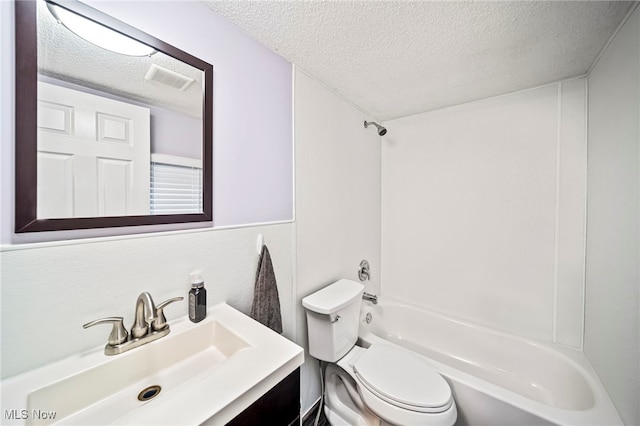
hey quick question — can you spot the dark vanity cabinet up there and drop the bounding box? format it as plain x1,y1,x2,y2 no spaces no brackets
226,368,300,426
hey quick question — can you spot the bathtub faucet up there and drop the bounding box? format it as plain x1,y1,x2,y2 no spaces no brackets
362,292,378,305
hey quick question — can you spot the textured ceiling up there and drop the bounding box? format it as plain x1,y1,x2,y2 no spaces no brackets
204,0,634,121
38,0,204,118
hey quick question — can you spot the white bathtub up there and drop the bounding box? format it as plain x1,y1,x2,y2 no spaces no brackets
358,300,622,426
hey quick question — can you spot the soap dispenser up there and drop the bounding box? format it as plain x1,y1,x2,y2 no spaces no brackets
189,270,207,323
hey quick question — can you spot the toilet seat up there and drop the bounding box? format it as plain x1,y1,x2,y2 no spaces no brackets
353,344,453,413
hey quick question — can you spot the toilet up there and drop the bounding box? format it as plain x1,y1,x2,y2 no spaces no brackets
302,279,457,426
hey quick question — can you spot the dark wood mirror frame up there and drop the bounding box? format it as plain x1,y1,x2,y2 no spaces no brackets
15,0,213,233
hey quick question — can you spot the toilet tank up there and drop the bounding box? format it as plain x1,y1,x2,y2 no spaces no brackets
302,279,364,362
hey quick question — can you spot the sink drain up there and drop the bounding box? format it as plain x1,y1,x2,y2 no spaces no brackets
137,385,161,402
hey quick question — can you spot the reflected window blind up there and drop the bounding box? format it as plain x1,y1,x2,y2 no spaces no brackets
150,162,202,214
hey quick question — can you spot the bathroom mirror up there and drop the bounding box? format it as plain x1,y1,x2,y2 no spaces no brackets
15,0,213,232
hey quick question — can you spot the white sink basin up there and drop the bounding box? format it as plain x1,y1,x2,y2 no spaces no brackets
1,303,304,425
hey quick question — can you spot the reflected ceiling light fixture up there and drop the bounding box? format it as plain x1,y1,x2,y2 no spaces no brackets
46,1,156,57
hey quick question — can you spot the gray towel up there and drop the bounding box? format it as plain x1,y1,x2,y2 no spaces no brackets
250,245,283,333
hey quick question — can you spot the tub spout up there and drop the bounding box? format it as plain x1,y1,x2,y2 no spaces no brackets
362,292,378,305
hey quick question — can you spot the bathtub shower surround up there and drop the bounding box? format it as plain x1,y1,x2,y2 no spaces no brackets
380,5,639,424
382,80,588,347
359,300,622,426
584,5,640,426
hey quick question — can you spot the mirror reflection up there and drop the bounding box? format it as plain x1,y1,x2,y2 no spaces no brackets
36,0,204,219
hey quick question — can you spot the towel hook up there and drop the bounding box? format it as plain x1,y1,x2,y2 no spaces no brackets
256,234,264,254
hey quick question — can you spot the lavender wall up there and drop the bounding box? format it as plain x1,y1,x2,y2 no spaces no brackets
1,0,293,243
80,0,294,228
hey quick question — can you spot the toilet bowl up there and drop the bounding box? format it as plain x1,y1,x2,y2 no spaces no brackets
325,344,456,425
302,279,457,426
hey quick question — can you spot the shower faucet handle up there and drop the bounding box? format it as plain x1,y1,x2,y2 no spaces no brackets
358,259,371,281
83,316,128,345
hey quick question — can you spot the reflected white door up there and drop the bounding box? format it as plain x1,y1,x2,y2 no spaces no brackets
36,82,151,218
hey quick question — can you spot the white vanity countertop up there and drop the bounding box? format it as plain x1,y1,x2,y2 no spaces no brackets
1,303,304,426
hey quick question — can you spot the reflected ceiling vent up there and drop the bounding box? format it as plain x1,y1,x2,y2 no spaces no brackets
144,64,194,91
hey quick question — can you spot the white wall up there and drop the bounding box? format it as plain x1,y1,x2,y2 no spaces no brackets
0,0,297,380
584,6,639,425
382,80,587,346
0,223,294,379
294,69,381,415
1,0,293,245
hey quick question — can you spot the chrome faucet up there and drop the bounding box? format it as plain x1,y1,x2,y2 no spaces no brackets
362,292,378,305
84,292,183,356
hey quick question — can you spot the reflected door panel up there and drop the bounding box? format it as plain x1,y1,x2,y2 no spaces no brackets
37,82,151,219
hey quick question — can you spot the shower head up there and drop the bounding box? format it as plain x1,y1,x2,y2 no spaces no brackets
364,120,387,136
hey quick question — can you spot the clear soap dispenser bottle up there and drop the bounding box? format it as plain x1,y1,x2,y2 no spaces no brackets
189,270,207,323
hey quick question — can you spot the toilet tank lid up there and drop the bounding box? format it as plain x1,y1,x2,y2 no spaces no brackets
302,279,364,314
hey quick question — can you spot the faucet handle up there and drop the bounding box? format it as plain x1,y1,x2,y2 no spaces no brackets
358,260,371,281
152,297,184,331
83,317,128,345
